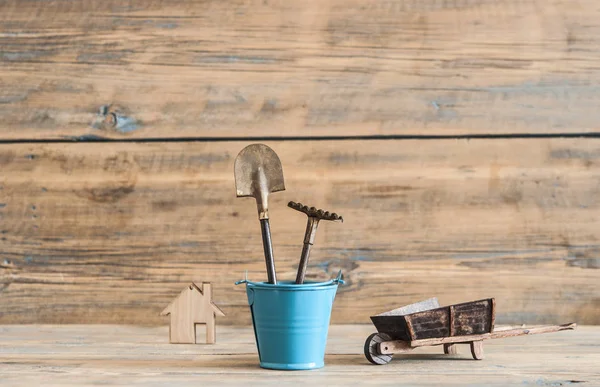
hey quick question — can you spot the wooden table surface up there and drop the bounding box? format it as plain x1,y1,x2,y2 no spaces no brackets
0,325,598,386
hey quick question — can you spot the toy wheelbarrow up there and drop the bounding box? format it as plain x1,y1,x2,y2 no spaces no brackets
364,297,576,364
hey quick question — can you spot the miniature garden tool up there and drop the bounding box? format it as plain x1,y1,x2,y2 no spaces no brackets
234,144,285,284
288,201,343,284
364,297,576,365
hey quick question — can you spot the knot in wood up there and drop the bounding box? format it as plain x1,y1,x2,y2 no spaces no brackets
94,104,139,134
99,104,121,129
103,112,118,128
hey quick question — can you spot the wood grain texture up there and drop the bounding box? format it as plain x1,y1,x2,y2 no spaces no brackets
0,325,598,386
1,0,600,139
451,298,493,336
0,139,598,325
160,283,225,344
383,298,494,340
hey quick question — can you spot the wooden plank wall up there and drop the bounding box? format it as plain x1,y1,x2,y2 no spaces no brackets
0,0,598,325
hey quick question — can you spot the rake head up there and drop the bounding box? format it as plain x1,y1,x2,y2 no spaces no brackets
287,201,343,222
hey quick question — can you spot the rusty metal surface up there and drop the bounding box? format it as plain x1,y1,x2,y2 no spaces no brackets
288,201,343,284
234,144,285,220
234,144,285,284
287,201,343,223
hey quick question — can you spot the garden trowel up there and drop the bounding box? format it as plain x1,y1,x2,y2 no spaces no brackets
234,144,285,284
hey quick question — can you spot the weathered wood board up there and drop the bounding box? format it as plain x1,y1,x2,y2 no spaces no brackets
371,298,495,341
0,325,598,386
0,139,598,324
2,0,600,139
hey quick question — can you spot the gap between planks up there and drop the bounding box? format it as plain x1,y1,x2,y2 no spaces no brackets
0,132,600,144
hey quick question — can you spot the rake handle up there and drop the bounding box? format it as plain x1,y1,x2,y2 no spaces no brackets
295,217,320,284
295,243,313,284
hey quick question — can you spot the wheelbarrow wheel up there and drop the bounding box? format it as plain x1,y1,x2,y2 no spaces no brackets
364,332,393,365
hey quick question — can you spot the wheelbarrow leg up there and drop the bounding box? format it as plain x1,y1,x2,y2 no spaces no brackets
443,343,459,355
470,341,484,360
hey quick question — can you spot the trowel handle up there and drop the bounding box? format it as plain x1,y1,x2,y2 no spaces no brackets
260,219,277,284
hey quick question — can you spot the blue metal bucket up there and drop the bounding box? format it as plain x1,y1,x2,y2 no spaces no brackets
236,272,344,370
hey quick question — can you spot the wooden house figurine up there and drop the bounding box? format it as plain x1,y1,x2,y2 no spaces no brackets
161,282,225,344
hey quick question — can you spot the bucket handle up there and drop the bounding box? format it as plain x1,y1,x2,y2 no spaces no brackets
234,271,250,286
333,270,345,285
234,272,255,306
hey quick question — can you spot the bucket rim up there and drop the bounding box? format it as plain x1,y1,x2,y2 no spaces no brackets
235,270,344,290
237,279,339,290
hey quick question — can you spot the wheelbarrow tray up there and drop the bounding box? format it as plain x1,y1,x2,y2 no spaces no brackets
370,298,495,341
